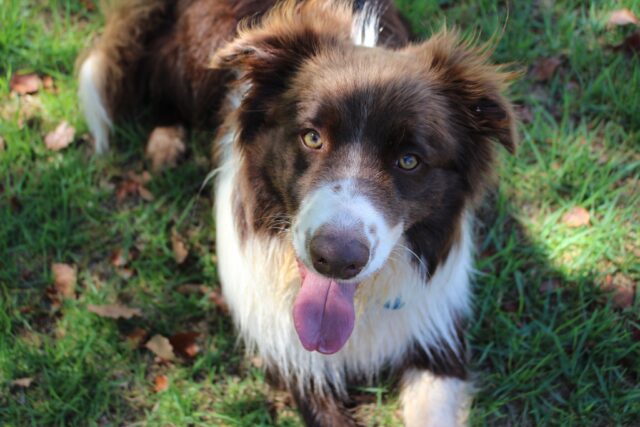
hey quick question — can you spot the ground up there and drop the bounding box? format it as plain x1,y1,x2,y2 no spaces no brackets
1,1,639,426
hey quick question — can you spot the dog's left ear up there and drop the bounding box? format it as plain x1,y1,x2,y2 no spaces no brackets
405,30,518,153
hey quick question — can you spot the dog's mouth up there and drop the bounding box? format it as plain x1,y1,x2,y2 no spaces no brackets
292,260,359,354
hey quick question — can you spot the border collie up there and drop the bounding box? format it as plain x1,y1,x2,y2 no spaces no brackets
78,1,516,425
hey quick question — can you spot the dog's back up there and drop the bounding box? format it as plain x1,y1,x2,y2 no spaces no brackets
78,0,410,153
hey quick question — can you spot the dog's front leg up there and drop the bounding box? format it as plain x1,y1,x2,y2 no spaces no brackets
291,387,360,427
400,368,471,427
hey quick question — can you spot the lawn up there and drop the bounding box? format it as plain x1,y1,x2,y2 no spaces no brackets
1,0,639,426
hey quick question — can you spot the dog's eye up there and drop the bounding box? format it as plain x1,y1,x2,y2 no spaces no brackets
301,130,323,149
397,154,419,170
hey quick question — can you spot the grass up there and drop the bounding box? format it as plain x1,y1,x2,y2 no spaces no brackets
1,0,639,425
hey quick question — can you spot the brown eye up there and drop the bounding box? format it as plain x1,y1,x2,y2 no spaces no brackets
398,154,419,170
301,130,322,149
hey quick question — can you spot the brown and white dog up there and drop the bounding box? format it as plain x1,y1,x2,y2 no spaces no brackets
78,1,516,425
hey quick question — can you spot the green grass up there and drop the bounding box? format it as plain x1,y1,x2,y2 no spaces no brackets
1,0,639,425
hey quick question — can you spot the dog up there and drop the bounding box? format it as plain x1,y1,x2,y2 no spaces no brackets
78,1,516,425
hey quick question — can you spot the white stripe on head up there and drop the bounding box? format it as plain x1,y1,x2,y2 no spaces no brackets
292,177,403,281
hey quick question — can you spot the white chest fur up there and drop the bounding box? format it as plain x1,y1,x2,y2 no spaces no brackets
214,133,474,396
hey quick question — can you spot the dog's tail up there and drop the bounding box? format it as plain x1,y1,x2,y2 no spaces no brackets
77,0,170,154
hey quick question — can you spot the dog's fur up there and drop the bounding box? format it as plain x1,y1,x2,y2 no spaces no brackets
78,1,516,425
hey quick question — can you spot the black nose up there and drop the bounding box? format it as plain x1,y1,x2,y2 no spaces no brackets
309,232,370,280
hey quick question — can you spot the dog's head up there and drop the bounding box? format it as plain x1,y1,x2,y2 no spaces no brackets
214,0,516,354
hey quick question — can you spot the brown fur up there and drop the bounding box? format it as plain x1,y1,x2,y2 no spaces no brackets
81,1,515,424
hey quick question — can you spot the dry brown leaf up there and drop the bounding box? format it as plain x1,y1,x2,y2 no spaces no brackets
79,0,96,11
116,172,154,202
0,136,5,151
602,273,637,309
145,126,186,172
44,121,75,151
51,263,76,299
516,105,534,124
171,230,189,264
169,332,200,358
126,328,148,348
154,374,169,392
0,94,44,129
209,289,229,314
11,377,34,388
42,75,55,91
115,180,139,202
616,30,640,55
176,283,209,295
608,9,639,27
115,267,135,280
137,185,155,201
531,56,562,82
10,73,42,95
110,248,128,267
127,171,152,185
562,206,591,227
145,334,175,361
88,303,142,319
539,278,561,293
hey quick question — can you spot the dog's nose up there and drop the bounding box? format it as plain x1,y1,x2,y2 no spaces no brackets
309,232,369,280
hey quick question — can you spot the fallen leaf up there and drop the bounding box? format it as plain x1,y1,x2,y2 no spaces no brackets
602,273,636,309
145,126,186,172
88,303,142,319
562,206,590,227
0,94,43,129
42,75,55,91
127,170,152,185
110,248,128,267
169,332,200,358
539,278,561,293
137,185,154,201
116,267,135,280
531,56,562,82
608,9,639,27
209,290,229,314
51,263,76,299
516,104,534,124
115,172,154,202
44,121,75,151
11,377,34,388
176,283,209,295
116,180,139,202
126,328,148,348
79,0,96,11
616,29,640,55
145,334,175,361
171,230,189,264
10,73,42,95
0,136,5,151
154,374,169,392
45,286,62,310
251,356,264,368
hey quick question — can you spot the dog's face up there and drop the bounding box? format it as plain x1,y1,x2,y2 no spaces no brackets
215,2,516,353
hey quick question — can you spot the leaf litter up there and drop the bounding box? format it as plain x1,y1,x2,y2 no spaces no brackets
88,303,142,319
44,121,75,151
51,263,77,299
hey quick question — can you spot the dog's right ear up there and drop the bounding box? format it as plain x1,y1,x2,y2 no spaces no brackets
211,1,353,144
212,0,351,78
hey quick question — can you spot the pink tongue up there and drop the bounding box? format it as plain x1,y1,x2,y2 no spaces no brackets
292,263,357,354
